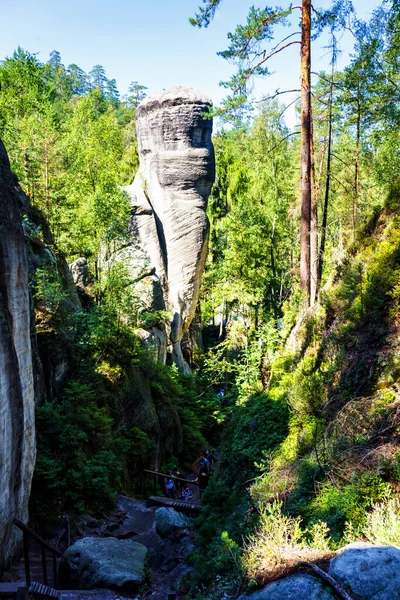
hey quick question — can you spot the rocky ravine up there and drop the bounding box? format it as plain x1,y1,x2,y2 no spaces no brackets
57,495,195,600
117,86,215,373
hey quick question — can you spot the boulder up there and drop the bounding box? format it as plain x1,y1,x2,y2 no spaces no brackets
58,537,147,592
155,507,193,538
329,543,400,599
69,257,90,289
119,86,215,372
238,574,335,599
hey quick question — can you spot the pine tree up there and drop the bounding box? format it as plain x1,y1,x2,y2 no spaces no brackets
89,64,108,93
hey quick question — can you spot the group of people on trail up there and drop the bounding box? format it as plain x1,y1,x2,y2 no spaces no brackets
163,468,194,503
163,449,217,503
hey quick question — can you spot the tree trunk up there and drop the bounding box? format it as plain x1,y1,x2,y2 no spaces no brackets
310,108,318,306
353,80,361,242
300,0,312,306
318,76,333,287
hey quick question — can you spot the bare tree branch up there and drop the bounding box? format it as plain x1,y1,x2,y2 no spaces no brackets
247,40,301,80
256,88,300,102
311,71,345,89
278,96,301,119
271,31,301,53
259,131,300,159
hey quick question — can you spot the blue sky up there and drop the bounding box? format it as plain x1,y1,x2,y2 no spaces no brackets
0,0,382,127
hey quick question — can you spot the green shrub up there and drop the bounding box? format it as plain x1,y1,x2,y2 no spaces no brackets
345,497,400,547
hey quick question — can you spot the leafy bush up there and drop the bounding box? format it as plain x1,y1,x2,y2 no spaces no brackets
244,501,330,583
345,497,400,547
309,473,392,544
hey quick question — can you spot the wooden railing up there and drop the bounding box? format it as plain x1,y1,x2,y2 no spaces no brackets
12,519,62,589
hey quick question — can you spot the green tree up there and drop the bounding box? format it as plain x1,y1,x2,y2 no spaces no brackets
60,90,130,273
191,0,354,306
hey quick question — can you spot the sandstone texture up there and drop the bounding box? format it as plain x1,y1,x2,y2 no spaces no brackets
0,141,36,568
238,574,335,600
155,507,193,538
329,544,400,599
120,86,215,371
240,544,400,600
58,537,147,592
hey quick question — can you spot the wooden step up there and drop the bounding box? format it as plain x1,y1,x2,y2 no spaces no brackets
146,495,202,513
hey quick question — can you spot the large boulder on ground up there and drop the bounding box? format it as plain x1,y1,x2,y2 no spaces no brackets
58,537,147,592
329,543,400,599
155,507,192,538
238,574,335,599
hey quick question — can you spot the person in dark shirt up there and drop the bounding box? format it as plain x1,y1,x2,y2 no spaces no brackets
172,467,183,496
198,453,210,475
205,449,217,469
195,464,209,497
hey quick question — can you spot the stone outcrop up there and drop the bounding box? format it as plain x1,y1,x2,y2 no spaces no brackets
238,574,335,599
120,86,215,372
22,206,80,402
155,507,193,538
58,537,148,592
239,543,400,600
0,141,36,569
329,543,400,599
0,140,82,568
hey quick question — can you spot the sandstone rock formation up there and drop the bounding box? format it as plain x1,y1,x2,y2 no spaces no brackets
59,537,148,592
238,574,335,599
239,543,400,600
121,86,215,372
155,507,193,538
329,543,400,599
0,141,36,568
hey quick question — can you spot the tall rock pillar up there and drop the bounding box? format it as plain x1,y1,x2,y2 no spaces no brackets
122,86,215,371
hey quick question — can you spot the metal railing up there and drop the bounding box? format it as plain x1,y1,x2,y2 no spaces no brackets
12,519,62,589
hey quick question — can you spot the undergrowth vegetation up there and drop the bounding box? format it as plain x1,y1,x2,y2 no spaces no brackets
32,304,222,522
186,193,400,597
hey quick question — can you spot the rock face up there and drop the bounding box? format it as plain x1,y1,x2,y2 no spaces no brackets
239,544,400,600
238,574,335,600
329,544,400,599
58,537,148,592
155,507,193,538
121,86,215,372
0,141,36,568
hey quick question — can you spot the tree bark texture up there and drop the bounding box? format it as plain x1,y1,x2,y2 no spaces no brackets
300,0,312,305
318,76,333,287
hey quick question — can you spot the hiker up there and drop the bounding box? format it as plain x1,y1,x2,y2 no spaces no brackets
164,470,176,499
172,467,183,495
195,463,209,497
205,449,217,469
197,453,210,475
181,484,193,503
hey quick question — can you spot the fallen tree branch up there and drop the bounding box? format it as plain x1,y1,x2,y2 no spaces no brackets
302,562,356,600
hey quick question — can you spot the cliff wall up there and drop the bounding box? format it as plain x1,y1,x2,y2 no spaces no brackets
0,141,36,568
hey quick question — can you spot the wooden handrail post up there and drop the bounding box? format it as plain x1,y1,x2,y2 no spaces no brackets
52,553,58,589
41,547,48,586
23,531,30,587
